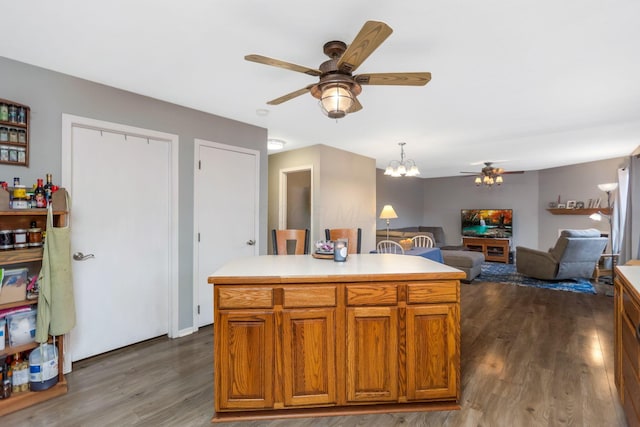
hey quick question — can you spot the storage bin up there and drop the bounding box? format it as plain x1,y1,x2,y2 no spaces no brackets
7,309,36,347
0,267,28,304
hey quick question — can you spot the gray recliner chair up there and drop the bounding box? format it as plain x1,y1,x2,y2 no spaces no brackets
516,229,607,280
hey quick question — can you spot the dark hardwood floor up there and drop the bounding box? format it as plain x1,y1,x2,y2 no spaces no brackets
3,280,627,427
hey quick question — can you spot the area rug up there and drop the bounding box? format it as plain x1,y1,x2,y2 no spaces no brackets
477,262,597,294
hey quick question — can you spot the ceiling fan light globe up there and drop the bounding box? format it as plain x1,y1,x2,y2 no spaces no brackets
407,165,420,176
384,166,394,176
397,164,407,176
475,177,482,186
320,84,353,119
496,175,503,184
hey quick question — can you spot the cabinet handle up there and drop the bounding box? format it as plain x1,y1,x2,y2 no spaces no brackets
73,252,95,261
246,240,256,246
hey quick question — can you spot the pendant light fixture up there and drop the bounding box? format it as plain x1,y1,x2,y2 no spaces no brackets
384,142,420,177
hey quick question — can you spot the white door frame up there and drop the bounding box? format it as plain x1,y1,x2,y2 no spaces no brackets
61,114,180,341
192,139,260,331
279,165,314,238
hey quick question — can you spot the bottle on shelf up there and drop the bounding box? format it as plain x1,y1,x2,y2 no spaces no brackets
34,178,47,208
44,174,53,204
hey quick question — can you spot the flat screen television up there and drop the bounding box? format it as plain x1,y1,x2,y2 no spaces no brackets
461,209,513,238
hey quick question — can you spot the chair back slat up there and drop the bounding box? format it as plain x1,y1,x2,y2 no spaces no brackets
376,240,405,254
272,229,310,255
411,235,434,248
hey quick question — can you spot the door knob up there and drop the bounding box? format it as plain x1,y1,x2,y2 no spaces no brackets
246,240,256,246
73,252,95,261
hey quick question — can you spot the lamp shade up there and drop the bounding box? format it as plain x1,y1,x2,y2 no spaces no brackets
379,205,398,220
597,182,618,192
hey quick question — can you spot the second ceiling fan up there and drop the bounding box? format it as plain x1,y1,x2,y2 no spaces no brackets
245,20,432,119
460,162,524,187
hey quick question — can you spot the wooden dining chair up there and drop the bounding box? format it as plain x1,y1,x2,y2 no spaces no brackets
324,228,362,254
272,229,310,255
411,234,435,248
376,240,405,254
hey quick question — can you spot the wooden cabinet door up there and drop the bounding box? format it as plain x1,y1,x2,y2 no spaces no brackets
282,308,337,406
346,306,398,402
216,311,275,410
406,304,459,400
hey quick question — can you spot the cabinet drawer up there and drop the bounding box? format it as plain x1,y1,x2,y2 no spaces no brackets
283,287,336,308
407,282,458,304
622,313,640,380
218,287,273,309
346,284,397,306
623,290,640,330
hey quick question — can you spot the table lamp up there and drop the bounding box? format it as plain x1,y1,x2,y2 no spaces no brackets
379,205,398,240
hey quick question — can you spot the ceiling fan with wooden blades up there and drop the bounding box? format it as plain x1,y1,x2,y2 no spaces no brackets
245,20,431,119
460,162,524,187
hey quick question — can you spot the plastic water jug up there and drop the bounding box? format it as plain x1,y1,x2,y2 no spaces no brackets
29,343,59,391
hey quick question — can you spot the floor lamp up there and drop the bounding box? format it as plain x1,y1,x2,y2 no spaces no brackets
379,205,398,240
590,182,618,285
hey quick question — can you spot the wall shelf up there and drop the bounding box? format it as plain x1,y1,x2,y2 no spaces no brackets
546,208,612,215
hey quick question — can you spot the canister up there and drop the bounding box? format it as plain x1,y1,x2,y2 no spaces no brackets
27,228,43,247
0,103,8,121
18,130,26,143
0,230,13,250
13,185,27,199
0,127,8,142
8,105,17,123
13,229,28,248
8,128,18,143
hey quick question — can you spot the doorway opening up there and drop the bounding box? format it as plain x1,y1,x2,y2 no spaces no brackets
279,167,313,249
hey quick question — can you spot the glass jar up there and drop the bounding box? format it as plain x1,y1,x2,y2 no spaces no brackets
17,130,26,143
7,105,17,123
17,107,26,124
0,103,8,121
0,127,8,142
8,129,18,143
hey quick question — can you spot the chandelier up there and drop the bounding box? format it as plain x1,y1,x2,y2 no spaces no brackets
384,142,420,177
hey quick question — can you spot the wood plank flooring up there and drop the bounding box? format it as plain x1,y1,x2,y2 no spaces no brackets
2,281,627,427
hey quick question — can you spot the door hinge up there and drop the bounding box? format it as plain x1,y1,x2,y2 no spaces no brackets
198,160,201,170
197,305,200,314
198,232,200,242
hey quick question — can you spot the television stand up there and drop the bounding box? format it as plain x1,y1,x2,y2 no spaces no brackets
462,237,510,263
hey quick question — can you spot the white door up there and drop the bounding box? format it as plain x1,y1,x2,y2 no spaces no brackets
195,140,259,327
62,115,178,363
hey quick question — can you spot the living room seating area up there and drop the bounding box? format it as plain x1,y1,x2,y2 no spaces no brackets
515,229,608,280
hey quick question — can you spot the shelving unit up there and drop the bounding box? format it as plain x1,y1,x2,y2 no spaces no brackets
546,208,612,215
0,98,30,167
0,189,68,416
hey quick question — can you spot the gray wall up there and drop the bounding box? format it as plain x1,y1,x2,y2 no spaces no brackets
377,156,629,254
0,57,268,331
376,169,425,229
269,144,377,252
421,172,539,248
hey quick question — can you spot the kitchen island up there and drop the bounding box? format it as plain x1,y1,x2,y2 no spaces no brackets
208,253,466,422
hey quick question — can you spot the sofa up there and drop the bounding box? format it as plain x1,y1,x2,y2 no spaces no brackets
375,226,446,247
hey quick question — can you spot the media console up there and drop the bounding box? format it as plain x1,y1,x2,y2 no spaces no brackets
462,237,510,263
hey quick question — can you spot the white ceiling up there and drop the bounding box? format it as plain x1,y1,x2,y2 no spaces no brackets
3,1,640,178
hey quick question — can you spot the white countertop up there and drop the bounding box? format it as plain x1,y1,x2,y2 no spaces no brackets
617,265,640,296
209,253,464,284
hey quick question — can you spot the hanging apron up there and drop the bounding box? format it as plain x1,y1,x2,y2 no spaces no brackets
35,197,76,343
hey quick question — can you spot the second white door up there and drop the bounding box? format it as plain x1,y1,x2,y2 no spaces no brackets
195,140,259,327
